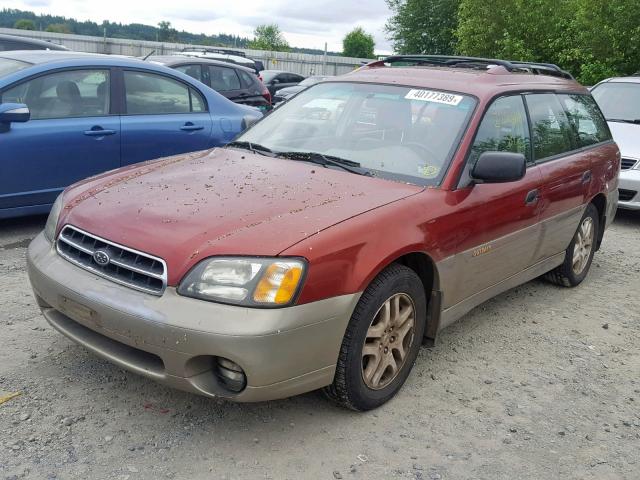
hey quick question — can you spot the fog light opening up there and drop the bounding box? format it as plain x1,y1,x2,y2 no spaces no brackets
216,357,247,393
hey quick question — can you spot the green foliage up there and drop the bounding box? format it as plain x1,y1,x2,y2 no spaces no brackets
385,0,460,55
342,27,375,58
248,24,290,52
157,21,178,42
13,18,35,30
45,23,71,34
455,0,640,84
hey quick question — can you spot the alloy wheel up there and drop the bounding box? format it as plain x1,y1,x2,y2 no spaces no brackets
361,293,416,390
572,216,594,275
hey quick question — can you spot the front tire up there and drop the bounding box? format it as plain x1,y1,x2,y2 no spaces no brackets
545,203,599,287
324,264,426,411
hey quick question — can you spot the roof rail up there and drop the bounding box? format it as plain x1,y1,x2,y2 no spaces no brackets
365,55,574,80
181,46,247,58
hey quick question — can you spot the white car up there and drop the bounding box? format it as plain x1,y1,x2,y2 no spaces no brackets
591,76,640,210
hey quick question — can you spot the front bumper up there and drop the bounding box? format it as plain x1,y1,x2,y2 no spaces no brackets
27,233,360,401
618,169,640,210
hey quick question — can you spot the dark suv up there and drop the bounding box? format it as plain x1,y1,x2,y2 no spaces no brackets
150,55,272,110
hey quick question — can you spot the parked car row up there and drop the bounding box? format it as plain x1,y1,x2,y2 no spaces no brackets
26,54,622,410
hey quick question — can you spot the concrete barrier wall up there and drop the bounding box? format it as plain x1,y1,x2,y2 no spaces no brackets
0,27,369,76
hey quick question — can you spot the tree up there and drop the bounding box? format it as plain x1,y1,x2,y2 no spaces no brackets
342,27,375,58
45,23,71,34
248,24,290,51
13,18,35,30
157,21,178,42
386,0,460,55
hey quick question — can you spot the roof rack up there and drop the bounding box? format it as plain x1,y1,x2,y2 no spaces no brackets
365,55,574,80
181,47,247,58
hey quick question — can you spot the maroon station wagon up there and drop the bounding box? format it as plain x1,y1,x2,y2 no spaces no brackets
28,56,620,410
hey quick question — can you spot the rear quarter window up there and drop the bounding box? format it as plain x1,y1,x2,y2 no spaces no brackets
557,94,611,147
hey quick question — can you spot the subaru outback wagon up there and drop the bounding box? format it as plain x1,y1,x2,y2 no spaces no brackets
28,55,620,411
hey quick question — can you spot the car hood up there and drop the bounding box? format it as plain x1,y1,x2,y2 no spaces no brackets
608,121,640,159
60,148,422,285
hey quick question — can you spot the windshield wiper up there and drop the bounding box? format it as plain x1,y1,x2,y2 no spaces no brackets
606,118,640,125
277,151,372,176
226,141,275,156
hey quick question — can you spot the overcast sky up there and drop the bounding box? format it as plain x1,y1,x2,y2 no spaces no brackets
5,0,394,53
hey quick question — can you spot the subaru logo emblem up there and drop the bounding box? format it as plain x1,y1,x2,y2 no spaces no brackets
93,250,110,266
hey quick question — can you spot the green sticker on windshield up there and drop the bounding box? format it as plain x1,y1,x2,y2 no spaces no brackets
418,165,440,178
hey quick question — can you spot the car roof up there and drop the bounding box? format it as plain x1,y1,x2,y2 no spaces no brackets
338,65,586,99
597,76,640,84
148,55,256,74
0,33,69,50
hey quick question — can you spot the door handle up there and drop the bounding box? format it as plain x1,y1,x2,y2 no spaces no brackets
582,170,592,183
525,189,539,205
84,127,116,136
180,123,204,132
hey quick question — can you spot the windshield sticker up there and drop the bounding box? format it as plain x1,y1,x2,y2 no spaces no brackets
405,89,464,106
418,165,440,178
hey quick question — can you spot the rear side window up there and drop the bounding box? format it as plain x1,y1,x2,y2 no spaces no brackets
1,69,110,119
558,94,611,147
208,66,240,91
173,64,203,83
237,69,256,88
525,94,574,160
469,95,531,166
124,71,206,114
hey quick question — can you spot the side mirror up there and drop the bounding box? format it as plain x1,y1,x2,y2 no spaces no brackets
471,151,526,183
271,78,279,85
0,103,30,129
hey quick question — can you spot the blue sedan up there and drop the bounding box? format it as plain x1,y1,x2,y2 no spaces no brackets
0,51,261,219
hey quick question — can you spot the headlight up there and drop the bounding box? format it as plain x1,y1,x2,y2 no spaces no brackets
43,194,63,243
178,257,306,307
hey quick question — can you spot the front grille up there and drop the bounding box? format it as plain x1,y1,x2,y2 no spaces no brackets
621,158,637,170
619,189,637,202
57,225,167,295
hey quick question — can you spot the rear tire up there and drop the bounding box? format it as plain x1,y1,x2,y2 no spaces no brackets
324,264,426,411
545,203,599,287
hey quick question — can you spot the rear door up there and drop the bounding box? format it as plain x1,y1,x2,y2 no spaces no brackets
120,69,213,165
444,94,544,308
0,68,119,210
527,93,600,260
207,64,248,104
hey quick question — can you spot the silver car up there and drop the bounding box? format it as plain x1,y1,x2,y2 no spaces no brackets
591,76,640,210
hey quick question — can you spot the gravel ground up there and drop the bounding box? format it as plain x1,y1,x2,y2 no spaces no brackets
1,211,639,480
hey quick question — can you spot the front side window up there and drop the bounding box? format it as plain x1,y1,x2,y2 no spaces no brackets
208,66,240,91
236,82,477,185
469,95,531,166
124,71,206,114
558,94,611,147
1,69,110,120
525,94,574,160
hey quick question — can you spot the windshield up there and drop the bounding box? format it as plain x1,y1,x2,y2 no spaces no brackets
261,71,279,83
0,58,30,78
236,82,476,185
591,82,640,122
299,77,324,86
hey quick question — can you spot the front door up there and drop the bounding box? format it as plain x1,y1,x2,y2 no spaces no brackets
442,94,544,309
0,68,119,210
120,70,212,166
